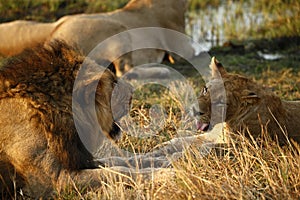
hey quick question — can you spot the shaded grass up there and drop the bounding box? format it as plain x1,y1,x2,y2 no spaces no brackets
256,68,300,100
209,36,300,77
117,82,194,153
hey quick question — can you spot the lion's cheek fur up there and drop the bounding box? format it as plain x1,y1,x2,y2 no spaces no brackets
95,73,117,138
95,100,114,137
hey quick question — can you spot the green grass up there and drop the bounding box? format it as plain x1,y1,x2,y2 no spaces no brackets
208,36,300,77
0,0,129,22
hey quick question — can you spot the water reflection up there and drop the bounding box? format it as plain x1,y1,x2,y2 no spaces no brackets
186,1,265,53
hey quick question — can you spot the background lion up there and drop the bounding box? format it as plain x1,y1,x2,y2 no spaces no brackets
0,40,132,198
0,0,194,77
195,57,300,145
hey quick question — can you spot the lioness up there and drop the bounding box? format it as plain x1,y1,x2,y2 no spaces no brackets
196,57,300,145
0,40,132,198
0,0,194,76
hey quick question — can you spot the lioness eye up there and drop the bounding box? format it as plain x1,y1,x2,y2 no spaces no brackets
194,111,205,116
202,87,208,95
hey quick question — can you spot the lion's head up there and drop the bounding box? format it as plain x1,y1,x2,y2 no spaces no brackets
71,58,132,139
195,57,287,142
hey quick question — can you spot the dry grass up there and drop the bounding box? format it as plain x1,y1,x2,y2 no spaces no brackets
57,133,300,200
162,136,300,200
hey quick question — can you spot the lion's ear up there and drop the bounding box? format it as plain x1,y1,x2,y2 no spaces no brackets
210,56,227,78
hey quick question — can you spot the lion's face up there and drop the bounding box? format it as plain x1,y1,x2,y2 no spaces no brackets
195,57,273,134
72,59,133,144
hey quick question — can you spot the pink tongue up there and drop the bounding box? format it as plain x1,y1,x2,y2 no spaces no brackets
197,121,209,131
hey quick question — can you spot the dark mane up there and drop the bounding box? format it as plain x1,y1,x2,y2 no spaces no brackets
0,40,83,100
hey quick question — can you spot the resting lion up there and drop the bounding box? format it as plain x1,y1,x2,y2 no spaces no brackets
0,0,194,76
195,57,300,145
0,40,132,198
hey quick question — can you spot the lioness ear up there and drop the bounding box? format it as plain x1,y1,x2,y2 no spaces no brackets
210,57,227,78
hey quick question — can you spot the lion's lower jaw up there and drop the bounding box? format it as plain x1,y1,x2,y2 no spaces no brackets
109,122,121,140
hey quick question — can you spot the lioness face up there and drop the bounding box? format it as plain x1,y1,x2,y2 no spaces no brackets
195,57,263,132
194,86,211,131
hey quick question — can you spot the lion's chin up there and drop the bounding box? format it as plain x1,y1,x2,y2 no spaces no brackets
196,121,210,131
109,122,121,140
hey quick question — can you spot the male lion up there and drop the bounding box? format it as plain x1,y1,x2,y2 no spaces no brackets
0,40,132,198
195,57,300,145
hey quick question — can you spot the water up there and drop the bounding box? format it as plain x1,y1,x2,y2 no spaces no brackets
185,1,266,54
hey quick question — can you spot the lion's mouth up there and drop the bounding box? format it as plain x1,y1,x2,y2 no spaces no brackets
196,121,210,131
